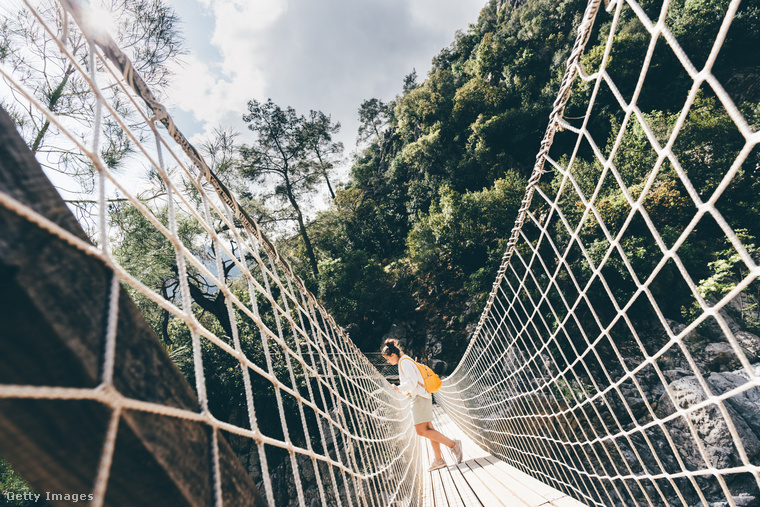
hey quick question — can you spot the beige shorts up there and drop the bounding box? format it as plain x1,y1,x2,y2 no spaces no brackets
411,395,433,425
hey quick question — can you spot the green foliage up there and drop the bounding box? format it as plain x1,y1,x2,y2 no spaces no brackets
682,231,760,330
549,377,598,408
110,198,207,345
277,188,415,347
0,456,47,506
245,0,760,373
160,278,318,463
316,252,401,350
109,195,319,467
1,0,184,204
407,175,525,280
357,98,392,144
562,87,760,323
452,77,509,127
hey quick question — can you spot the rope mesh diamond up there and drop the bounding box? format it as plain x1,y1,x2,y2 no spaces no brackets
0,0,423,505
436,0,760,506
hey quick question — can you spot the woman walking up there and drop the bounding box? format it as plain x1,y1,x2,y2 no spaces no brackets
382,339,462,471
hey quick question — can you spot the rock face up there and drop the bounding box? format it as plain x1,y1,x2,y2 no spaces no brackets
601,310,760,505
655,373,760,468
652,317,760,378
652,367,760,504
381,322,408,349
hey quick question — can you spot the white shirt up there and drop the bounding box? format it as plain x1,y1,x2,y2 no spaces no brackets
397,355,432,400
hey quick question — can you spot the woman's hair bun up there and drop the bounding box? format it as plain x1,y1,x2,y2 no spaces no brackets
381,338,402,356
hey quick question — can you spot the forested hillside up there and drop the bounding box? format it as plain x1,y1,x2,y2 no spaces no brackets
281,0,760,372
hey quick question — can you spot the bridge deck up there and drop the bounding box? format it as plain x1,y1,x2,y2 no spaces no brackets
421,404,586,507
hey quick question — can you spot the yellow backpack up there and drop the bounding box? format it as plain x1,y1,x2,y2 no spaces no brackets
401,357,442,393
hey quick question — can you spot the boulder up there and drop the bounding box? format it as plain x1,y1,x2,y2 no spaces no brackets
707,369,760,439
427,335,443,357
703,295,760,362
703,493,758,506
704,342,742,372
655,373,760,472
465,320,478,339
734,330,760,363
643,317,757,380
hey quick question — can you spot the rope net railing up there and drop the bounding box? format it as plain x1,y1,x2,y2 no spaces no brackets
0,0,423,505
436,0,760,506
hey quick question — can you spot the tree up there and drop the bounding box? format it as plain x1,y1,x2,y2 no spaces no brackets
240,99,326,277
357,98,391,144
110,127,272,345
300,110,342,200
0,0,184,228
200,127,240,178
402,68,419,95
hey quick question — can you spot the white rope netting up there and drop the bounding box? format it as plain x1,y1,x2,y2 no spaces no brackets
437,0,760,506
0,1,423,505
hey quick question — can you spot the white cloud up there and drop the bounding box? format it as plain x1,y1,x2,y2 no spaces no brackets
167,0,486,155
408,1,482,37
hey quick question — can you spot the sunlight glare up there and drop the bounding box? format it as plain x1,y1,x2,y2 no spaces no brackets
85,2,118,38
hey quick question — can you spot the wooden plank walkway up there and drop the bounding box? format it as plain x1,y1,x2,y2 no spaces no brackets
422,404,586,506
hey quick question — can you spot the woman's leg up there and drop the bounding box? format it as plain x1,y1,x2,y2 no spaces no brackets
415,421,455,454
430,441,442,460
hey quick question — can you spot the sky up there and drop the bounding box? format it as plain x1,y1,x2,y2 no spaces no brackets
163,0,487,190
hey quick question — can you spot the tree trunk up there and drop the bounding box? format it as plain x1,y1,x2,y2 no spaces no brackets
322,168,336,200
187,280,234,339
314,150,336,200
170,266,234,338
289,195,319,278
160,284,172,344
31,64,75,154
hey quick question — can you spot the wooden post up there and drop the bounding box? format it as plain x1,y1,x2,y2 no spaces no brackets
0,107,266,506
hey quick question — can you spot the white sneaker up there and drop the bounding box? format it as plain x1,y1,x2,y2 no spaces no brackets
427,458,446,471
451,439,463,464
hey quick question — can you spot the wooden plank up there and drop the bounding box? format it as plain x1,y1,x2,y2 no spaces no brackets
430,409,500,506
421,441,437,507
441,461,481,507
449,462,486,507
430,407,488,461
429,406,509,506
425,438,448,507
466,458,528,506
421,461,435,507
452,459,509,507
435,467,464,507
422,412,468,507
482,456,586,506
474,456,551,507
0,106,266,506
428,405,521,506
423,404,590,507
551,494,592,506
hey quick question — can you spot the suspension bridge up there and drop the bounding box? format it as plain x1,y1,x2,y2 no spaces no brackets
1,0,759,505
